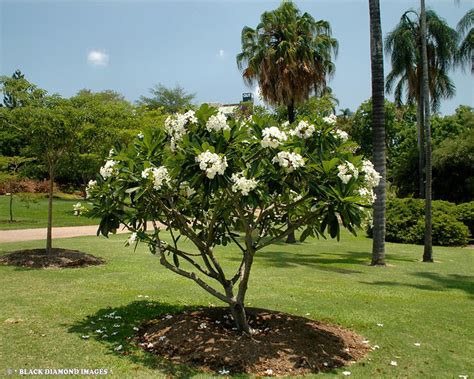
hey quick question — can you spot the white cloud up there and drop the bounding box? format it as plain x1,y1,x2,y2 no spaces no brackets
87,50,109,66
217,49,225,59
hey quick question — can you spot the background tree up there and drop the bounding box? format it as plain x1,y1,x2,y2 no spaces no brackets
137,84,195,113
236,0,338,243
368,0,387,265
456,8,474,72
13,97,80,254
385,9,458,198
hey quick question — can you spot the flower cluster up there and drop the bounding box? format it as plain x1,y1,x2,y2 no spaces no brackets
272,151,305,172
290,120,315,139
100,160,117,179
86,180,97,199
231,172,258,196
206,111,230,133
337,161,359,184
141,166,171,190
361,159,381,188
261,127,287,148
358,187,376,203
164,110,197,150
333,129,349,142
323,114,337,125
195,150,228,179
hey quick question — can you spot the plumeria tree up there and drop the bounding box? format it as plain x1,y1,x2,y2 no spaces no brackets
88,105,380,334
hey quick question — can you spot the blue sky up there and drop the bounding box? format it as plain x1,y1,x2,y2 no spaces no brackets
1,0,472,114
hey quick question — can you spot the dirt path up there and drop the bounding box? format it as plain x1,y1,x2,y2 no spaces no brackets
0,224,148,243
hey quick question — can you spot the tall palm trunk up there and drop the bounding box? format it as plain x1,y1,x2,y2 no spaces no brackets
369,0,386,266
286,102,297,244
417,80,425,198
420,0,433,262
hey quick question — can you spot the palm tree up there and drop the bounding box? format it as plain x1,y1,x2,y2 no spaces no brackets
369,0,386,266
456,8,474,72
385,8,458,199
236,0,338,243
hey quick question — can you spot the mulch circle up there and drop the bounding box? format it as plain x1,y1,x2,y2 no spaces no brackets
135,307,371,376
0,248,106,268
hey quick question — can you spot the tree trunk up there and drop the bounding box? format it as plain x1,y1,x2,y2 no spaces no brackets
369,0,386,266
9,192,13,222
286,103,297,244
420,0,433,262
230,301,250,334
417,81,425,198
46,165,54,254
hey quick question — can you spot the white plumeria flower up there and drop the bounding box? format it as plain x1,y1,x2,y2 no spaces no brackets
290,120,315,139
218,368,230,375
337,161,359,184
390,360,398,366
198,322,207,329
195,150,228,179
333,128,349,142
206,111,230,132
99,160,117,179
361,159,381,188
126,232,138,245
231,172,258,196
141,166,171,190
323,114,337,125
137,132,144,139
342,371,351,376
264,368,274,375
272,151,305,172
261,126,287,148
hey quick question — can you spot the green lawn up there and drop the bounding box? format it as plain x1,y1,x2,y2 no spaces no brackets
0,231,472,378
0,194,99,230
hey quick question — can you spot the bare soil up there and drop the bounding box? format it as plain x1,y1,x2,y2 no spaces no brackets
135,307,370,376
0,248,105,268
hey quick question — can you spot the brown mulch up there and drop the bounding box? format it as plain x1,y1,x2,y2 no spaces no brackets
0,248,105,268
135,307,371,376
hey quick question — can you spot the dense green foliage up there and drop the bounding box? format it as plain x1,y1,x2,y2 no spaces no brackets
372,198,470,246
137,83,195,113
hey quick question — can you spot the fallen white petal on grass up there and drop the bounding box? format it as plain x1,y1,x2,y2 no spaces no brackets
111,332,118,336
342,371,351,376
390,360,398,366
95,329,104,334
459,375,469,379
377,323,384,327
414,342,421,347
101,334,108,339
372,345,380,350
218,368,230,375
165,315,173,320
81,335,90,339
158,336,167,341
146,342,154,348
113,324,120,328
114,344,123,351
323,362,328,367
343,348,350,352
199,322,207,329
362,340,370,344
133,327,139,331
265,369,274,375
305,313,310,316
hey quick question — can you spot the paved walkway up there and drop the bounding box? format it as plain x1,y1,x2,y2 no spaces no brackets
0,224,136,243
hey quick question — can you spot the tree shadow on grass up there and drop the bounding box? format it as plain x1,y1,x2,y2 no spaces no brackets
362,272,474,298
67,301,201,378
247,250,413,273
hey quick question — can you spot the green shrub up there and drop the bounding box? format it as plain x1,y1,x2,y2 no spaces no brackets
371,198,470,246
454,202,474,238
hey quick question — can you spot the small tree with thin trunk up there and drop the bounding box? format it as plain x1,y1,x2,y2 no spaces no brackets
14,98,79,254
88,105,381,333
